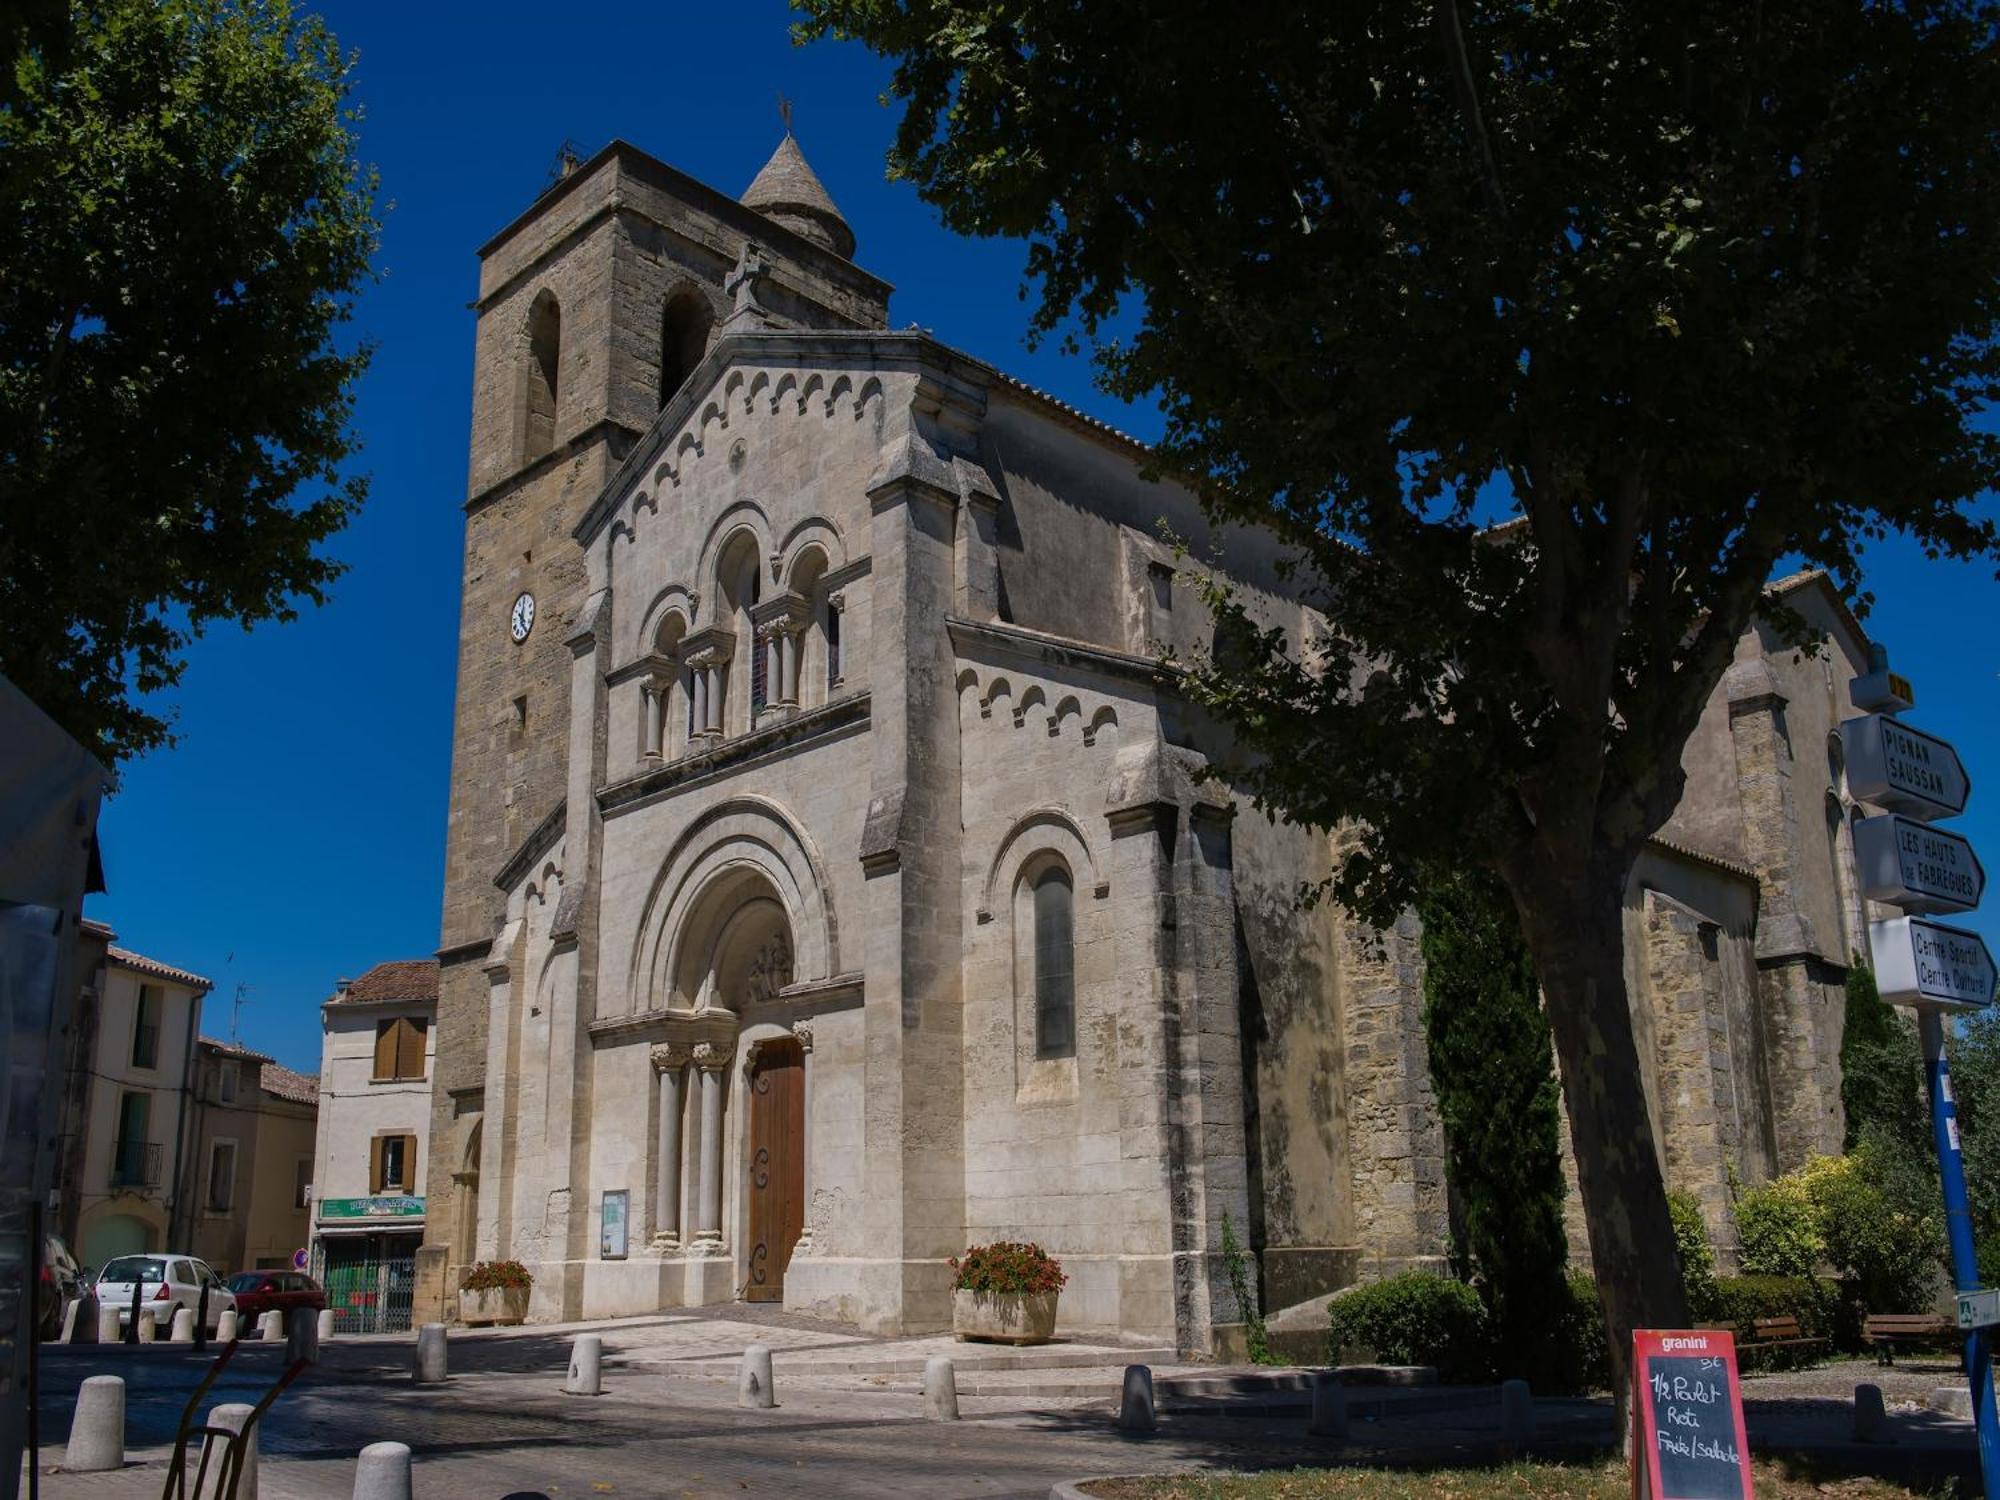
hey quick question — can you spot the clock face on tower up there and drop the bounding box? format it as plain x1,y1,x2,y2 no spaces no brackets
510,592,535,643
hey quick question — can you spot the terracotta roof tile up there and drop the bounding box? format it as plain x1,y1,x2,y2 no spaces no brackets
338,958,439,1004
259,1063,319,1106
107,946,211,991
198,1036,274,1064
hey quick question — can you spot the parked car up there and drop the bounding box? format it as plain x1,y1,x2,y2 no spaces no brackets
95,1254,233,1334
224,1270,325,1323
38,1233,83,1340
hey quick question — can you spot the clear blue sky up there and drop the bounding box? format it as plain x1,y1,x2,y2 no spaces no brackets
87,0,2000,1074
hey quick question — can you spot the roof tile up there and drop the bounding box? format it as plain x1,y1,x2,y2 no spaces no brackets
337,958,439,1004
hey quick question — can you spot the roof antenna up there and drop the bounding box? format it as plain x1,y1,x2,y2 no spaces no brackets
777,92,793,137
543,139,585,192
230,981,252,1046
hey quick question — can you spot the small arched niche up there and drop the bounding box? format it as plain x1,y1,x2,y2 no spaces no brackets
716,529,764,732
522,289,561,462
660,288,714,408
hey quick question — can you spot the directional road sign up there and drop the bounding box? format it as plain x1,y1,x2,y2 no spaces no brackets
1842,714,1973,821
1869,915,1997,1011
1962,1289,2000,1332
1855,814,1987,915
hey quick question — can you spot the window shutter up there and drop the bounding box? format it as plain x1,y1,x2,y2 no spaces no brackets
397,1017,427,1080
404,1134,419,1192
369,1136,384,1194
374,1021,396,1079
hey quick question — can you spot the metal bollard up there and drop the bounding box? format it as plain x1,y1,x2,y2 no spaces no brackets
1309,1370,1347,1440
738,1343,776,1408
413,1322,448,1385
208,1401,261,1500
63,1374,125,1471
352,1440,413,1500
195,1284,210,1351
566,1333,603,1395
1118,1364,1156,1433
922,1355,959,1420
287,1306,320,1364
125,1282,141,1345
1855,1382,1888,1442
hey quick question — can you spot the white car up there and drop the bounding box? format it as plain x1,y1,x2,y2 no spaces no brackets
95,1254,235,1334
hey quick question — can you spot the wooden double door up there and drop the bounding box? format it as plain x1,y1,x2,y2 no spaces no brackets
744,1037,805,1302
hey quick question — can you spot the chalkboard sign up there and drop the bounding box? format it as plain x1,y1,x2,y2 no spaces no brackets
1631,1329,1753,1500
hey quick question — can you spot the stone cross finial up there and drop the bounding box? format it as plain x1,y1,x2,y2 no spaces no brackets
726,242,773,321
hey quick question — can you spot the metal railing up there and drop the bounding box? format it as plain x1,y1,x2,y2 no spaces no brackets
111,1138,162,1188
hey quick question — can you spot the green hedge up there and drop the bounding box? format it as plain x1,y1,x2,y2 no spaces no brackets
1328,1272,1491,1383
1707,1274,1859,1361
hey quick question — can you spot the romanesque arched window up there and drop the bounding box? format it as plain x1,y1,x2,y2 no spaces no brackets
1032,864,1076,1058
659,289,713,408
522,290,561,462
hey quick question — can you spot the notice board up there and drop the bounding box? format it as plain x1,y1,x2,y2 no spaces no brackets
1631,1329,1753,1500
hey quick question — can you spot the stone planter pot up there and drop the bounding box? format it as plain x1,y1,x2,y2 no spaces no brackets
952,1287,1058,1345
457,1285,529,1327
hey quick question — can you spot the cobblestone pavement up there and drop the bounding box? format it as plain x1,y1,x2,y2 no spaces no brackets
23,1328,1986,1499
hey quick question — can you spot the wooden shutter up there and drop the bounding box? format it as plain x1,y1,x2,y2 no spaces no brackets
373,1021,396,1079
369,1135,385,1194
403,1134,419,1192
396,1017,427,1080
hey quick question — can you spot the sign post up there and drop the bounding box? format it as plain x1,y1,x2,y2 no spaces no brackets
1841,657,2000,1498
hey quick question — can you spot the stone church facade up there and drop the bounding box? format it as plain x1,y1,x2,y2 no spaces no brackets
417,134,1867,1348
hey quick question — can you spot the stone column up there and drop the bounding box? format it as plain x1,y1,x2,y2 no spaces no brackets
791,1020,815,1254
691,1041,730,1248
643,676,665,760
650,1044,685,1249
780,630,800,706
690,664,708,738
705,663,725,734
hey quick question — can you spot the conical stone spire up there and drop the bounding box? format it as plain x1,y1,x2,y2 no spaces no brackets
741,133,856,261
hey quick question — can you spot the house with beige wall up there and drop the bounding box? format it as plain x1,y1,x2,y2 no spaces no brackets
185,1037,318,1275
55,926,210,1269
310,959,436,1332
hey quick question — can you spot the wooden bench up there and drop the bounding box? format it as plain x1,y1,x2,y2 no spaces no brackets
1863,1313,1957,1366
1699,1316,1828,1365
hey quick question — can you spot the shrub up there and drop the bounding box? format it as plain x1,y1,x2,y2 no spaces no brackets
1666,1190,1720,1320
1733,1173,1821,1281
1733,1151,1939,1315
1554,1271,1611,1393
459,1260,532,1293
1328,1271,1490,1384
951,1242,1066,1295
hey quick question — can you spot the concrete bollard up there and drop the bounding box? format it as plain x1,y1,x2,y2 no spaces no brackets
58,1297,81,1343
738,1343,776,1408
69,1292,97,1344
318,1308,336,1344
208,1402,260,1500
1934,1385,1973,1420
216,1308,240,1342
352,1440,413,1500
171,1307,196,1343
64,1374,125,1471
286,1307,320,1364
413,1323,448,1385
1118,1364,1156,1434
134,1308,156,1343
97,1302,123,1344
1855,1383,1888,1442
257,1310,283,1341
565,1334,603,1395
1500,1379,1534,1446
922,1355,959,1421
1309,1371,1347,1440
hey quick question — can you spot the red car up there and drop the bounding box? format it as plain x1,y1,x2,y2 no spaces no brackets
224,1270,326,1322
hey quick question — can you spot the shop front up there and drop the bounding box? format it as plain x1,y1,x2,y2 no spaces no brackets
311,1195,424,1334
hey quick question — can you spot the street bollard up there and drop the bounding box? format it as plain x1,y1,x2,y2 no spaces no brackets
1856,1383,1888,1442
209,1401,260,1500
171,1307,196,1343
216,1308,240,1342
134,1308,156,1343
1118,1364,1156,1434
257,1310,283,1341
565,1334,603,1395
1500,1379,1534,1446
414,1323,448,1385
97,1302,122,1344
287,1306,320,1364
70,1291,98,1345
1309,1371,1347,1441
738,1343,776,1408
63,1374,124,1471
353,1440,413,1500
125,1282,141,1345
922,1355,959,1421
58,1297,81,1344
318,1308,336,1344
195,1285,210,1351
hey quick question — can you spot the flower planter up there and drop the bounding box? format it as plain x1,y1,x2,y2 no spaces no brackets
457,1285,529,1327
952,1287,1058,1345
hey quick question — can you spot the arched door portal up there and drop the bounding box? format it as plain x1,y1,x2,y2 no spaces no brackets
744,1036,805,1301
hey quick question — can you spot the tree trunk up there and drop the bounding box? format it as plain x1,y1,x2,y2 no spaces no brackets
1509,859,1689,1442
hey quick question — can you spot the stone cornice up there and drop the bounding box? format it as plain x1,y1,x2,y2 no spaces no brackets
465,417,642,516
946,616,1176,692
597,692,870,816
493,799,567,894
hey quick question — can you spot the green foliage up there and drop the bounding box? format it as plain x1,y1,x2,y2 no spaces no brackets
1,0,379,764
1708,1275,1839,1363
800,0,2000,1380
1666,1191,1719,1321
1558,1272,1612,1394
1733,1153,1939,1314
1840,967,1929,1159
1327,1272,1490,1384
1415,867,1570,1380
1218,1211,1274,1364
950,1241,1067,1295
459,1260,531,1292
